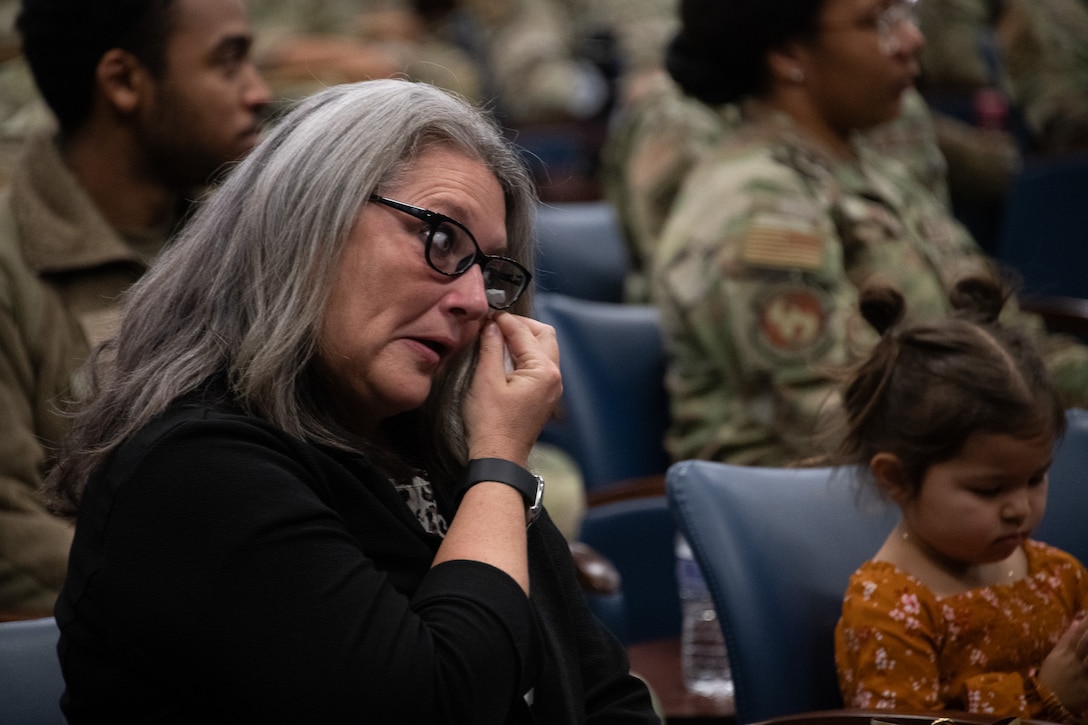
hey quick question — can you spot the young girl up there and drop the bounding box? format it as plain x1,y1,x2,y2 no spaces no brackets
833,276,1088,724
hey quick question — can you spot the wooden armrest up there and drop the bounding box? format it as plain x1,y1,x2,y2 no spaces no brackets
1020,293,1088,340
568,541,622,595
584,474,667,507
0,610,52,622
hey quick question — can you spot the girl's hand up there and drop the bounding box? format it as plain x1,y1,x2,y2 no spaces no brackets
1039,612,1088,715
462,312,561,466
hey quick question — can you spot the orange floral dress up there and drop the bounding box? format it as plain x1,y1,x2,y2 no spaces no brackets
835,540,1088,723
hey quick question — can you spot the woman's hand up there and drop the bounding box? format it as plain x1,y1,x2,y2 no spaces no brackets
1038,612,1088,716
462,312,561,466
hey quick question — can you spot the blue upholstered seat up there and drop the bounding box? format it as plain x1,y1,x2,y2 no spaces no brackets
0,616,65,724
997,153,1088,299
664,408,1088,724
533,201,629,303
1035,407,1088,564
533,292,670,494
577,496,681,645
666,461,899,724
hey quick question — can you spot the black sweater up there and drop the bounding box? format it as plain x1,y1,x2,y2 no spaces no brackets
56,396,659,724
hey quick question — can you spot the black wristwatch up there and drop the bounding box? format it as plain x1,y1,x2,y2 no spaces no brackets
457,458,545,527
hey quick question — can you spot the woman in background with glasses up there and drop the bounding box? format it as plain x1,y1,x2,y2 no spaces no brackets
652,0,1088,467
43,79,659,724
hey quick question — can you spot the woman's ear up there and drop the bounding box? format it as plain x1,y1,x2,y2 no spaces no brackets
767,43,808,86
95,48,151,115
870,452,913,503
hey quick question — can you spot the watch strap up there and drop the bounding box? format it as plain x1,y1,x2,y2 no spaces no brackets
457,458,537,506
457,458,545,527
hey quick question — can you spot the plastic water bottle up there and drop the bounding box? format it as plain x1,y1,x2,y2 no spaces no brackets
675,533,734,698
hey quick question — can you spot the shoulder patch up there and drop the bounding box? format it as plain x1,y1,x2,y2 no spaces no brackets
741,212,824,270
750,282,832,360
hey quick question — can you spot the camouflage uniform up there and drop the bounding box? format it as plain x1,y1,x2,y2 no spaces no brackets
250,0,484,111
997,0,1088,152
601,72,734,303
603,80,949,304
857,86,950,209
251,0,612,124
652,103,1088,466
919,0,1088,152
576,0,678,105
249,0,372,37
916,0,997,91
454,0,610,123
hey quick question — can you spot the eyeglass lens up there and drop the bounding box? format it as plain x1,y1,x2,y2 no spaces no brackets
481,259,530,309
877,0,917,55
370,195,529,310
423,215,527,310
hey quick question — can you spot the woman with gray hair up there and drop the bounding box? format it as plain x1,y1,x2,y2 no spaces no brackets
44,79,658,724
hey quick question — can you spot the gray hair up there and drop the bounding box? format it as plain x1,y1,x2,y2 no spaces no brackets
46,79,538,515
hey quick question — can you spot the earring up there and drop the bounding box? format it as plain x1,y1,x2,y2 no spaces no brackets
789,67,805,84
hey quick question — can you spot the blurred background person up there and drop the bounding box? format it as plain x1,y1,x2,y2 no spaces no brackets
651,0,1088,467
594,0,731,303
600,0,953,304
601,0,1088,281
250,0,484,114
422,0,615,201
45,78,659,723
250,0,613,127
918,0,1088,155
997,0,1088,154
914,0,1088,250
0,0,47,184
0,0,269,616
452,0,611,125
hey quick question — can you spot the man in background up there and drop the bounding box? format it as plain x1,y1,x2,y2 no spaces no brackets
0,0,269,615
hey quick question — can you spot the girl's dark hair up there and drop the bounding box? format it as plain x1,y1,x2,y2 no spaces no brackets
666,0,825,105
832,273,1066,495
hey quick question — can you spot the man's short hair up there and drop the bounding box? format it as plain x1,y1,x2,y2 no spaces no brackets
17,0,176,135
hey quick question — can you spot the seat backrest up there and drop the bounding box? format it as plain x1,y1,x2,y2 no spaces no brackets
666,461,899,725
0,616,65,724
533,292,670,493
577,495,681,644
533,201,630,303
997,153,1088,298
1035,407,1088,564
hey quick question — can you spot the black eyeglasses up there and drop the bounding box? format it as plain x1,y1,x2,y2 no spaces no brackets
369,195,531,310
821,0,918,56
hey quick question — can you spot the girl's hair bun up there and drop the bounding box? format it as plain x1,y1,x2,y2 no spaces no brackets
949,274,1007,324
858,281,905,336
